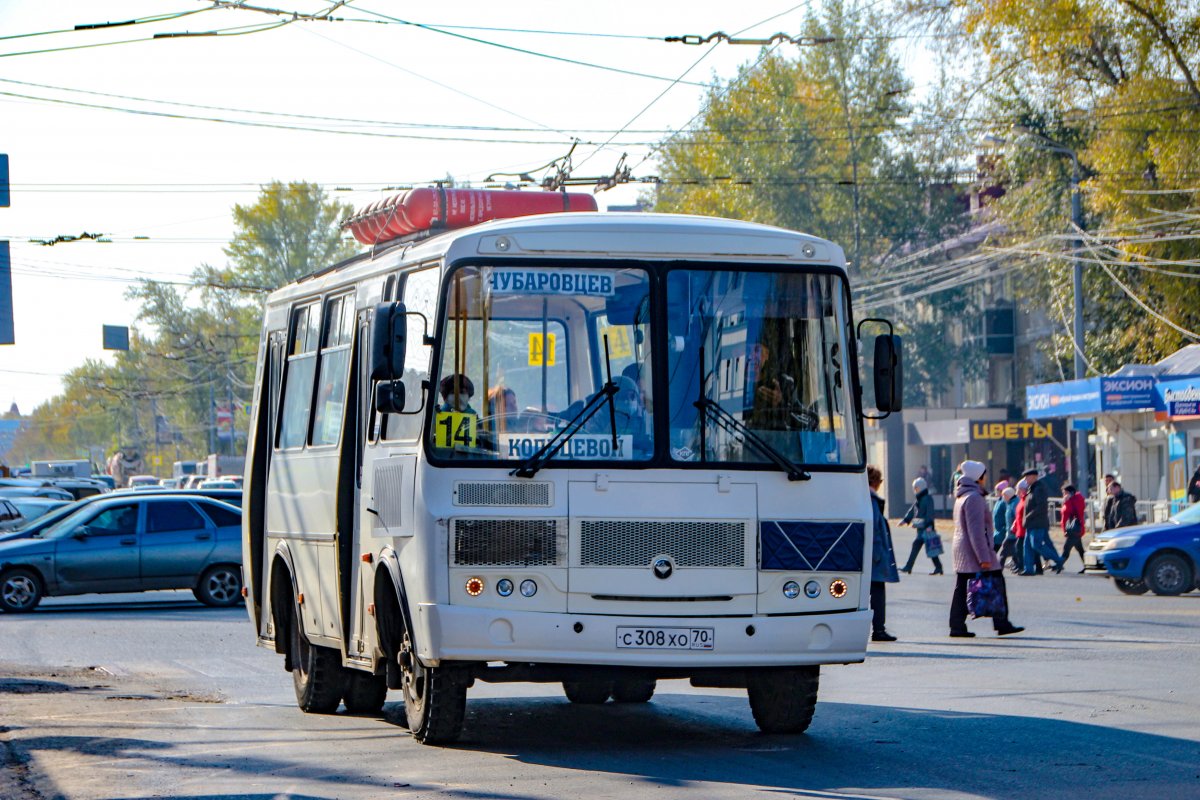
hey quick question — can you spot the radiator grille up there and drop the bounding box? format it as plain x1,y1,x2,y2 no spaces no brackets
579,520,746,568
452,518,564,566
454,481,552,507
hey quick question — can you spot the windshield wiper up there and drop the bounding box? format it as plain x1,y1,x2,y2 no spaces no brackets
510,381,619,478
512,333,623,479
694,396,811,481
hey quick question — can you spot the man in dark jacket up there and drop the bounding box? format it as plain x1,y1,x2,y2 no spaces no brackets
1021,468,1065,575
1104,482,1139,530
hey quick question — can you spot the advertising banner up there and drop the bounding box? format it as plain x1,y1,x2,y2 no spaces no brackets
1026,378,1101,419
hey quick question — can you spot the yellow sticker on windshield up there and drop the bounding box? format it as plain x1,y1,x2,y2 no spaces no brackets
600,325,632,359
528,332,557,366
434,411,477,449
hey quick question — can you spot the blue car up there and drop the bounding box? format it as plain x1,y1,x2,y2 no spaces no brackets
0,493,243,612
1085,504,1200,596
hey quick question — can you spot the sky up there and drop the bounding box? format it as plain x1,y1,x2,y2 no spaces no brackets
0,0,935,414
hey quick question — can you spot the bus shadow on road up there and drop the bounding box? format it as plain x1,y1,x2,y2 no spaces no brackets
436,694,1200,799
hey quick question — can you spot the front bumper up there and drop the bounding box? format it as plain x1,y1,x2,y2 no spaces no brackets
413,603,870,668
1084,549,1138,577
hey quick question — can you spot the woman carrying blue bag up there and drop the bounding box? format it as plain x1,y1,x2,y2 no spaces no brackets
949,460,1024,638
899,477,944,575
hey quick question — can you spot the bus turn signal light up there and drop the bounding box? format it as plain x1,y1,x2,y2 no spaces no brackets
465,577,485,597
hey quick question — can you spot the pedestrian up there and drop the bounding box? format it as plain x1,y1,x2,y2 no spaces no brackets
949,460,1024,638
1020,468,1065,575
1100,473,1117,523
997,487,1020,571
992,481,1011,550
1103,481,1139,530
1011,480,1030,573
1060,483,1087,572
867,465,899,642
899,477,943,575
1189,465,1200,504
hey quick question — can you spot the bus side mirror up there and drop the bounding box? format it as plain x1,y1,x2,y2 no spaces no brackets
370,302,407,382
873,334,903,414
375,381,406,415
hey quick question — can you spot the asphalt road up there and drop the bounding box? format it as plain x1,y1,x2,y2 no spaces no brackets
2,535,1198,800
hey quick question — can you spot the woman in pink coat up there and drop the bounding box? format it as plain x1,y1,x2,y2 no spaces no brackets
949,460,1024,638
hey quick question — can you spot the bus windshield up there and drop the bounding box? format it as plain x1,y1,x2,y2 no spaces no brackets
665,269,862,468
430,264,653,463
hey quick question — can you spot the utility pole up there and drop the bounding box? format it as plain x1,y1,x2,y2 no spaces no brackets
1068,156,1089,504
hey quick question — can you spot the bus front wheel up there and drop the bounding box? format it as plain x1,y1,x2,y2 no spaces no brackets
399,628,468,744
290,604,345,714
746,666,819,734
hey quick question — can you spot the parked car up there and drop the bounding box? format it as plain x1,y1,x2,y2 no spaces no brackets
0,482,74,501
1085,504,1200,595
159,478,180,490
0,493,243,612
92,475,116,490
127,475,160,489
7,497,71,524
48,477,109,500
0,499,26,531
198,479,239,489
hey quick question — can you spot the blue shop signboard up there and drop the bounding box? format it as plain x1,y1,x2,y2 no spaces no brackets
1158,379,1200,419
1027,378,1101,419
1028,375,1159,419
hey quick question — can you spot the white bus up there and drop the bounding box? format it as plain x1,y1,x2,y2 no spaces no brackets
243,198,902,744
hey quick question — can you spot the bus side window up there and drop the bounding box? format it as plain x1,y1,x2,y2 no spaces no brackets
277,301,320,449
382,266,438,441
310,292,355,447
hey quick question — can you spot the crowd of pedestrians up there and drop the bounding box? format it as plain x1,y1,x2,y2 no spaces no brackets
866,459,1148,643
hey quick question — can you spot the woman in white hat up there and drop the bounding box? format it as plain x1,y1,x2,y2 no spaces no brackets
949,460,1024,638
899,476,943,574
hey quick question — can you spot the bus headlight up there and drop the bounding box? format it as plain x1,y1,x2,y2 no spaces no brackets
829,579,848,599
520,579,538,597
496,579,514,597
804,580,821,598
782,580,801,599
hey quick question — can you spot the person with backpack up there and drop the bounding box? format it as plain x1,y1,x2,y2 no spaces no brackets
1060,483,1087,572
899,477,943,575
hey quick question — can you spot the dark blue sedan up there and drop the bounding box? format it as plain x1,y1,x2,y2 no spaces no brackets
1085,504,1200,596
0,493,243,612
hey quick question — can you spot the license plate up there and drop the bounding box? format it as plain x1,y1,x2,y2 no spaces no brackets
1084,553,1099,567
616,626,714,650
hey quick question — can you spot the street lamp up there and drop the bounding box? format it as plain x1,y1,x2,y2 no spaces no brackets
983,128,1088,502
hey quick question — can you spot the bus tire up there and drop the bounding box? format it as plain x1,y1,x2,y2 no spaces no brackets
562,681,612,704
746,666,819,734
400,628,467,744
611,679,655,703
342,669,388,715
290,606,345,714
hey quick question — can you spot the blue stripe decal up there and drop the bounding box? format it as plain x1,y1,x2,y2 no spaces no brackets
760,520,865,572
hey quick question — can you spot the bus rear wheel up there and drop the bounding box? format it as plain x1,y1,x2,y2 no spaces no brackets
611,679,656,703
399,629,467,744
342,669,388,715
290,605,345,714
562,681,612,704
746,666,819,734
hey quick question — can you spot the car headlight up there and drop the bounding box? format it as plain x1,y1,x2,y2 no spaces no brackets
1105,536,1139,551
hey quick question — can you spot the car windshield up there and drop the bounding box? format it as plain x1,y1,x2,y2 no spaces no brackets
1170,503,1200,525
665,269,862,467
429,264,653,464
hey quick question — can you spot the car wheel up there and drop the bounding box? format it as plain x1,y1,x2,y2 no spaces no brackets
0,568,43,613
290,603,345,714
611,678,656,703
1113,578,1149,595
400,628,469,744
1144,553,1194,596
747,666,820,734
193,565,243,607
342,669,388,715
562,681,612,704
